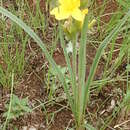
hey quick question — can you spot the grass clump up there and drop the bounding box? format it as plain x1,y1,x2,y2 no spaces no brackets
0,0,130,129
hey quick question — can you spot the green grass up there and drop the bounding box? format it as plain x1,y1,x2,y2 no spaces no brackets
0,0,130,129
0,21,28,87
0,0,57,88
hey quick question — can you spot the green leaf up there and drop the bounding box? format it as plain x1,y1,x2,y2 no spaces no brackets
124,90,130,104
84,123,96,130
117,0,130,9
4,94,31,120
84,10,130,109
0,7,74,112
126,64,130,71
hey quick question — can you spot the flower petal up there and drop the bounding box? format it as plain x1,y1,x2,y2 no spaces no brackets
73,0,80,7
50,6,70,20
50,7,58,15
82,9,88,15
59,0,63,4
71,8,83,21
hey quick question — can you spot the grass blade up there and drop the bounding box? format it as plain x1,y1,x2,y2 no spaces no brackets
77,16,88,125
59,24,76,115
83,10,130,110
0,6,74,110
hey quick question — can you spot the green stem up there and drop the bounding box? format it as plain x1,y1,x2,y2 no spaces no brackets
76,125,85,130
98,37,116,91
3,72,14,130
77,16,88,126
72,35,78,119
127,40,130,91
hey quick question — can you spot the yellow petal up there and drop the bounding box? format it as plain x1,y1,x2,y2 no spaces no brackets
72,0,80,8
50,7,58,15
71,8,83,21
59,0,67,5
59,0,63,4
60,0,80,7
50,6,70,20
82,8,88,15
51,0,82,21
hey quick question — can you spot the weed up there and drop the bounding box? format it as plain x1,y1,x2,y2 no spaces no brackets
3,94,31,120
0,0,130,129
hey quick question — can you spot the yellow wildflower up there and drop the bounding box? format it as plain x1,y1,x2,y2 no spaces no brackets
50,0,87,21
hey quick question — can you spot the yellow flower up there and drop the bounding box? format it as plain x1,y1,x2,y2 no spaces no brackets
50,0,86,21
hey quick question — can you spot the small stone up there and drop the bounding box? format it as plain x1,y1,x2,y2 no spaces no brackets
29,126,37,130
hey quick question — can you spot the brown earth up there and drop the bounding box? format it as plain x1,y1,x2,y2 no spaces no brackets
0,0,130,130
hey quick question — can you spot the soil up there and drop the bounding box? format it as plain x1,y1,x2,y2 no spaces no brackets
0,0,130,130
